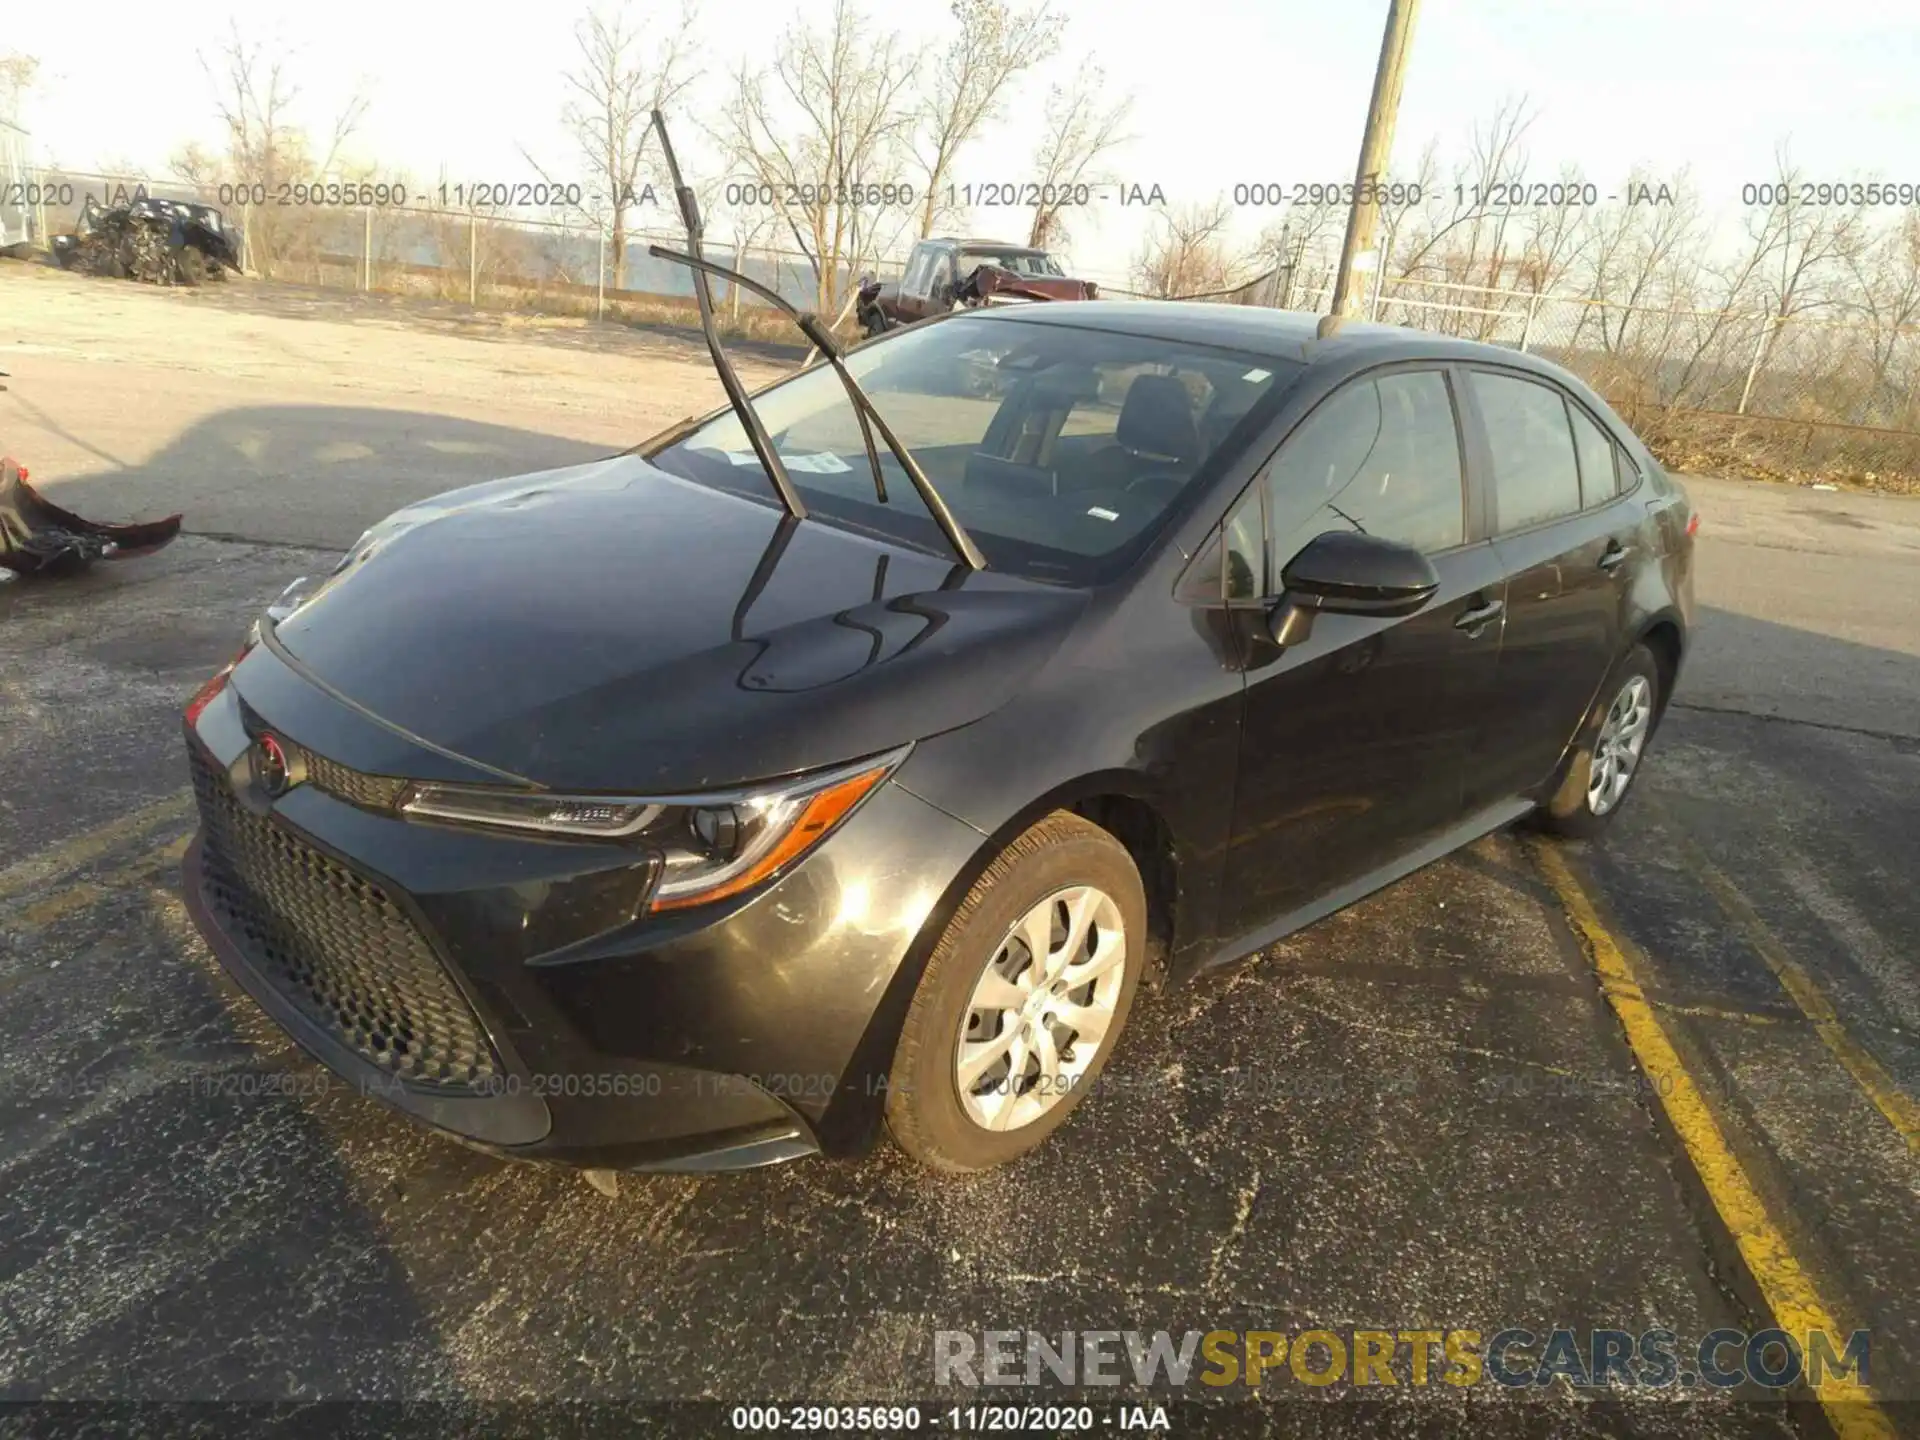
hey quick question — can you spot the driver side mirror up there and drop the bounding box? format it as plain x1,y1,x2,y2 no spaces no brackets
1268,530,1440,647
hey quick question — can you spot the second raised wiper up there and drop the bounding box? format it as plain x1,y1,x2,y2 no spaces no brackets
646,241,988,572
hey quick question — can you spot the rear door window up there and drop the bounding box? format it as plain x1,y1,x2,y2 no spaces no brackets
1468,371,1583,532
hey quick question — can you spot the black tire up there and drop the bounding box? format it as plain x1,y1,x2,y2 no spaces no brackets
1534,643,1662,839
884,812,1146,1172
175,246,210,287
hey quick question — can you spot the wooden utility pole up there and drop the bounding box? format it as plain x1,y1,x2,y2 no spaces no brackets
1328,0,1421,320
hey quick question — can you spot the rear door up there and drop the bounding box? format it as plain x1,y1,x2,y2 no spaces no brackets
1460,368,1642,802
1217,366,1510,937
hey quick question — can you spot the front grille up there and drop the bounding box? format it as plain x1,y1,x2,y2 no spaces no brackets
189,745,502,1090
236,699,408,811
303,750,410,810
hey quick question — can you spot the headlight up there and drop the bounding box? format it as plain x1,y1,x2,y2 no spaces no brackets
398,746,909,911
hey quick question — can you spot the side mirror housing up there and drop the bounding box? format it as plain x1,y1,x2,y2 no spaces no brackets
1268,530,1440,646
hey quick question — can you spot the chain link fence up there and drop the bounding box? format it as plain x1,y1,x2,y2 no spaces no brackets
1360,273,1920,483
11,165,1916,482
15,166,920,345
0,122,37,248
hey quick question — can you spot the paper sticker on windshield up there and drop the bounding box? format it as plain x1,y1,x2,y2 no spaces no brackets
1087,506,1119,522
1242,367,1271,382
706,447,851,474
781,452,854,474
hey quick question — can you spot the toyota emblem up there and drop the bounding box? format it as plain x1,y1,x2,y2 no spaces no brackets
254,734,292,796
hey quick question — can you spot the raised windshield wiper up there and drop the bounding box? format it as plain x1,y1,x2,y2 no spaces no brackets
645,239,987,572
647,110,806,522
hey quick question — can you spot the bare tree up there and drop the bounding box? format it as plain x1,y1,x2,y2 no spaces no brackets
0,53,37,128
171,23,369,276
1843,208,1920,413
1023,64,1131,249
1243,195,1344,309
1129,197,1236,298
911,0,1062,237
1577,166,1704,360
1386,96,1536,306
716,0,920,312
558,0,701,279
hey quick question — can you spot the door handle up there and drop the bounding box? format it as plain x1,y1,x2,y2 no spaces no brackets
1453,597,1504,633
1598,542,1634,572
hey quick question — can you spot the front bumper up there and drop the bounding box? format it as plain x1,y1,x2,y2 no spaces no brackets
179,647,985,1171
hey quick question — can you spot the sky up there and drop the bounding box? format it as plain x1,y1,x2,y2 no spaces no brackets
7,0,1919,283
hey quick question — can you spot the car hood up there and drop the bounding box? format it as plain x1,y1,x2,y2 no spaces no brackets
268,454,1087,792
968,268,1095,302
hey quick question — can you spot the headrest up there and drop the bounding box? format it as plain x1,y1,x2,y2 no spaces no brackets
1116,375,1201,462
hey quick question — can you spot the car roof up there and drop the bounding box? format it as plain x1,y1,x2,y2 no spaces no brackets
943,238,1048,253
965,300,1583,382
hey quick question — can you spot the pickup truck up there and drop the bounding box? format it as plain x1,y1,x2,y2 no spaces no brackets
858,237,1097,336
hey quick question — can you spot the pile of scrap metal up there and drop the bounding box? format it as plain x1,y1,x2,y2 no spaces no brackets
0,372,183,581
51,193,241,286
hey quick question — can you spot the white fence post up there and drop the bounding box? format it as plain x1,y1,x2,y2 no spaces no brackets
1738,315,1779,415
596,225,606,320
1519,291,1543,352
362,207,371,292
468,210,477,306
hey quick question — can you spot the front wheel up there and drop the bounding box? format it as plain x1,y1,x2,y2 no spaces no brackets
1535,644,1662,838
884,812,1145,1172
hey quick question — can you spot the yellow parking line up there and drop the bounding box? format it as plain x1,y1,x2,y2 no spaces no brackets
1662,830,1920,1156
0,790,192,901
1530,839,1894,1440
1653,1001,1784,1027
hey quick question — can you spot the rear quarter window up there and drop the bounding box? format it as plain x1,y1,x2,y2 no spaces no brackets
1567,402,1621,508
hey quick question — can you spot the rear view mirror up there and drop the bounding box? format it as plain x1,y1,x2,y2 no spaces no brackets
1268,530,1439,646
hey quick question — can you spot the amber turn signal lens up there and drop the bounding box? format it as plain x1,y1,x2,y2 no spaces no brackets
648,764,889,912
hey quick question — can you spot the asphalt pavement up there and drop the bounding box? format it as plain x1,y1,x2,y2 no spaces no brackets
1,281,1916,1435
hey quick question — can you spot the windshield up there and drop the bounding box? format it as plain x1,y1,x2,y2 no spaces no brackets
649,315,1300,584
965,251,1065,278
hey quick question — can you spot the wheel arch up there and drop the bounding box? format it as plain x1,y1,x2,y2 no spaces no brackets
1633,611,1687,722
814,770,1184,1156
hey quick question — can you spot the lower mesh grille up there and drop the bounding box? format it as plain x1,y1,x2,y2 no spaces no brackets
189,744,502,1090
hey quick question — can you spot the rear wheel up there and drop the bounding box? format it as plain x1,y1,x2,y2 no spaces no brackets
884,812,1144,1172
1536,644,1661,838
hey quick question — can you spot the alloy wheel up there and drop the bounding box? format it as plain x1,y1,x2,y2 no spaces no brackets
1587,674,1653,816
955,886,1128,1132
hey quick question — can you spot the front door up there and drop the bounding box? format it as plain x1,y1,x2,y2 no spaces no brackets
1218,367,1509,940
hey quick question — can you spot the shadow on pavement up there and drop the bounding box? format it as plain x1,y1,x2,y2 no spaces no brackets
16,405,627,552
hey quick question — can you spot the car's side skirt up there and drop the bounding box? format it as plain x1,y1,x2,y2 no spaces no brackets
1196,796,1538,974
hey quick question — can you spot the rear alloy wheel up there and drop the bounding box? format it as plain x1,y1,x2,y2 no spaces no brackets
884,812,1145,1171
1537,643,1662,838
